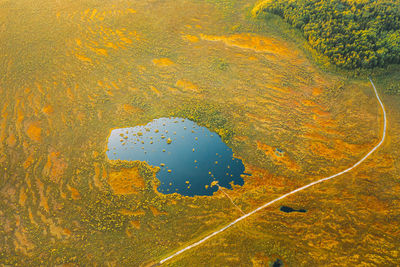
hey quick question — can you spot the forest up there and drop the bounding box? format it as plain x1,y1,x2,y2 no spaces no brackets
253,0,400,69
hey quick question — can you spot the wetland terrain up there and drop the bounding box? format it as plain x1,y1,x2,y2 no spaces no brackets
0,0,399,266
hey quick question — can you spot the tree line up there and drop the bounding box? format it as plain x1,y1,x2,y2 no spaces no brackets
253,0,400,69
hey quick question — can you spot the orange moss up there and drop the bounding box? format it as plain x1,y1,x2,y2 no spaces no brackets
16,106,24,124
7,133,17,147
23,153,34,169
312,87,323,96
301,99,318,107
182,34,199,42
120,37,133,44
234,135,248,142
176,79,199,92
130,220,141,229
93,47,108,56
26,122,42,142
256,142,300,171
36,178,49,212
66,87,74,100
105,42,119,49
312,107,329,117
149,206,167,216
315,117,336,128
14,227,34,255
63,228,72,236
150,86,161,96
119,208,145,216
309,142,346,161
28,208,38,226
19,188,27,206
334,139,363,153
38,211,69,239
76,54,92,63
108,166,145,195
200,33,293,57
67,185,81,200
93,163,102,188
121,104,142,114
42,105,54,114
42,151,67,183
303,132,329,142
152,58,174,67
102,164,108,179
126,228,133,237
251,253,271,267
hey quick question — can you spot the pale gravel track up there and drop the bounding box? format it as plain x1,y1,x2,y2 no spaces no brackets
158,78,387,265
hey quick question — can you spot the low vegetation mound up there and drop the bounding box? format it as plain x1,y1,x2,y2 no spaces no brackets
253,0,400,69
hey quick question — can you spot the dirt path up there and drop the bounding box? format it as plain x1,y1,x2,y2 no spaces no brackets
158,78,387,265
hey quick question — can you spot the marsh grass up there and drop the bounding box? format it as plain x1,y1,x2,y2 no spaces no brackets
0,0,399,266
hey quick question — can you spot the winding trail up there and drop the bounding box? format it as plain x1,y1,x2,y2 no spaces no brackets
158,78,387,265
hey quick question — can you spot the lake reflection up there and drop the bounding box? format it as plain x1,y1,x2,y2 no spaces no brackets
106,117,245,196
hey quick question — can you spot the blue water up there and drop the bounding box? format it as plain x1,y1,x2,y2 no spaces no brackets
106,117,246,196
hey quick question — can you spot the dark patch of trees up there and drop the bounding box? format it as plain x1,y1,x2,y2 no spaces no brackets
255,0,400,69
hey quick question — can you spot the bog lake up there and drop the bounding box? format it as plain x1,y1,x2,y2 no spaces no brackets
106,117,248,196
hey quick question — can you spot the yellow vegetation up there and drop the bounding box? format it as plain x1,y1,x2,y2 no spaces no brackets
130,220,141,229
23,153,34,169
42,105,54,114
152,58,175,67
36,178,49,212
121,104,142,114
19,188,27,206
7,133,17,147
42,151,67,183
200,33,292,57
119,208,145,216
176,79,199,92
67,184,81,200
149,206,167,216
150,86,161,96
93,162,103,188
182,34,199,43
75,54,92,63
309,142,346,161
26,122,42,142
108,166,145,195
256,142,300,171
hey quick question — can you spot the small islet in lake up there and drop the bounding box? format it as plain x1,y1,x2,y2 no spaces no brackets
106,117,246,196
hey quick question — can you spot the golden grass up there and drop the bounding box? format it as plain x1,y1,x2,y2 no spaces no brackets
121,104,142,114
67,184,81,200
119,208,145,216
176,79,199,92
25,122,42,142
149,206,167,216
256,142,300,171
42,151,67,183
7,133,17,147
75,53,92,63
182,34,199,43
200,33,293,57
42,105,54,115
152,58,175,67
107,166,146,195
1,0,398,265
130,220,141,229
